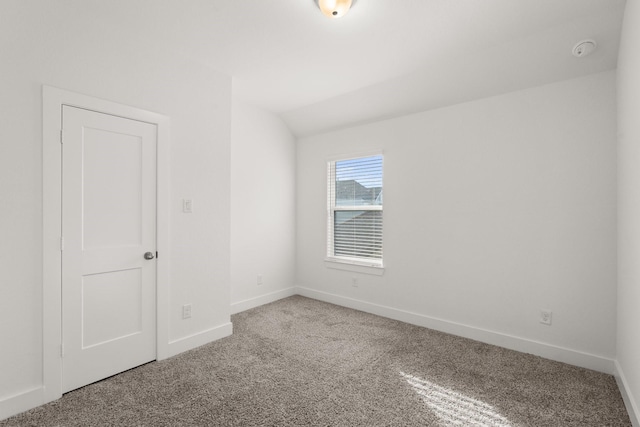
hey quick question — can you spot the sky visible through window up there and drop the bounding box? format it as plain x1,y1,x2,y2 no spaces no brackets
335,155,383,188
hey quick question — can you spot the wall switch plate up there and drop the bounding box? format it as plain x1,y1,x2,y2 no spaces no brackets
183,304,192,319
183,199,193,213
540,309,552,325
257,274,263,286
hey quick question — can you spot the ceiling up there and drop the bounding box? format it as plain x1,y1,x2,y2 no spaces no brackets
46,0,628,137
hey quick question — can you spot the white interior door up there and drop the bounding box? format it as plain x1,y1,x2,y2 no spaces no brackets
61,105,157,393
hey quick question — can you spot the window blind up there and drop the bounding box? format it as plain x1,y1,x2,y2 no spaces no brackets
327,155,383,264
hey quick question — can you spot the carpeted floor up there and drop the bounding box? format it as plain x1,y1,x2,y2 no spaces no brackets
1,296,631,426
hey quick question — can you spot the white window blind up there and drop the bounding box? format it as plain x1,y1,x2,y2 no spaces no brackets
327,155,383,266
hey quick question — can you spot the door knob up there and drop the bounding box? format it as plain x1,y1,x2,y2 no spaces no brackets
144,252,155,260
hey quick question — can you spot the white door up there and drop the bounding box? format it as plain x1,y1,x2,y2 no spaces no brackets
61,105,157,393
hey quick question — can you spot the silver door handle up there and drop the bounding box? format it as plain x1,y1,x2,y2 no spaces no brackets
144,252,155,260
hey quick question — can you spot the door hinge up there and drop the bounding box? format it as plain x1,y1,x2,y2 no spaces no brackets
60,130,63,144
60,236,64,251
156,251,158,259
60,344,64,358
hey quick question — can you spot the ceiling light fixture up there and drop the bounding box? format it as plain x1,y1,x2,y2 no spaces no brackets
315,0,354,19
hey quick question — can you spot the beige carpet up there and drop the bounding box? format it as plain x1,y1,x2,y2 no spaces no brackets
1,296,631,426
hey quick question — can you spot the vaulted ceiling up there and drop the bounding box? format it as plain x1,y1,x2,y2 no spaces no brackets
52,0,627,136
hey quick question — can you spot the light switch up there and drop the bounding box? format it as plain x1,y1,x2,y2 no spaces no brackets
183,199,193,213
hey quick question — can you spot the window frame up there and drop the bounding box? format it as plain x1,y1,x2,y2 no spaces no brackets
326,153,384,271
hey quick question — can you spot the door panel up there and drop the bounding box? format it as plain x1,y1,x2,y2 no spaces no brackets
62,106,157,393
82,127,143,249
82,268,143,348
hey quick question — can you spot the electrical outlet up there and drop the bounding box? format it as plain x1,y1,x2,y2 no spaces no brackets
540,309,552,325
351,277,359,287
182,304,192,319
257,274,263,286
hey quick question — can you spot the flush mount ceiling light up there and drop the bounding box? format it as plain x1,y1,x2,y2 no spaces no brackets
315,0,354,19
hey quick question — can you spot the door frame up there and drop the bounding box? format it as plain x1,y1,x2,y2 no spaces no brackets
42,86,171,403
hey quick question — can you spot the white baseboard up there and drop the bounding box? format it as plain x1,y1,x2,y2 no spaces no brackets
0,386,44,421
166,322,233,359
615,360,640,426
231,287,296,314
2,290,625,423
1,323,234,421
295,286,615,374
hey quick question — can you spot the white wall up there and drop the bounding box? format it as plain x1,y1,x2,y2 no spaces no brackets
617,0,640,423
230,101,297,313
297,71,618,371
0,1,231,415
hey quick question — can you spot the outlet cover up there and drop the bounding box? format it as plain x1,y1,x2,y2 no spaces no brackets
540,309,552,325
183,304,192,319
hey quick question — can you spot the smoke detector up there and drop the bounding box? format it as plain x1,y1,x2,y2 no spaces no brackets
572,39,597,58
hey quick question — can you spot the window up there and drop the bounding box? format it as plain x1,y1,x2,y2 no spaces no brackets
327,154,383,267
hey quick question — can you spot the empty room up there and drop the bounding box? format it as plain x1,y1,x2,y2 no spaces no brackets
1,0,639,425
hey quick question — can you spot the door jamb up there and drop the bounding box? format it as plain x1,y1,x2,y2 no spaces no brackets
42,86,170,403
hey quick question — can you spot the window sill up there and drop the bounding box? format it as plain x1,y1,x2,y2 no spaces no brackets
324,258,385,276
